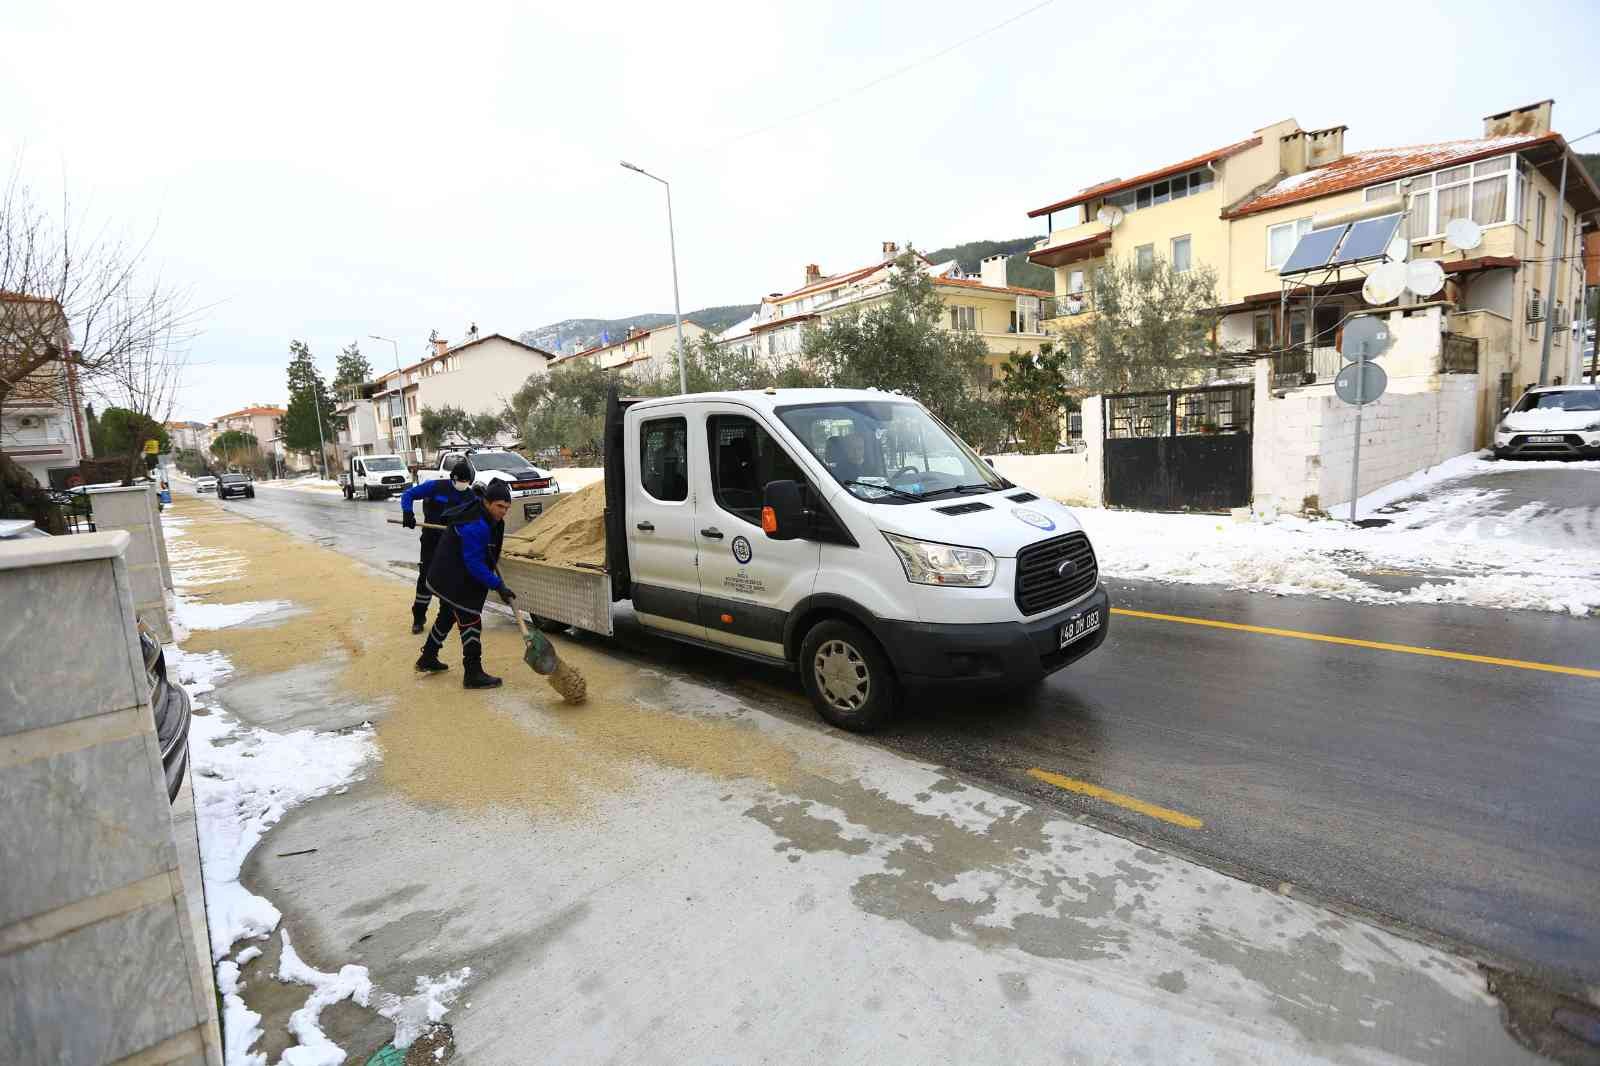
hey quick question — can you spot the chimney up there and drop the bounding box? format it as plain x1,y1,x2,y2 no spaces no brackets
881,240,899,260
1278,129,1309,176
1483,99,1553,138
432,338,449,358
980,253,1010,289
804,263,823,285
1304,125,1346,167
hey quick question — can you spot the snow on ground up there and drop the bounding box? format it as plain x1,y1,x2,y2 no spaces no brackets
1072,454,1600,616
256,477,343,493
550,465,604,491
161,506,470,1064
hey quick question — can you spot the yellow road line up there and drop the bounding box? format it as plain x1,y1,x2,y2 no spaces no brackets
1110,607,1600,680
1026,768,1204,829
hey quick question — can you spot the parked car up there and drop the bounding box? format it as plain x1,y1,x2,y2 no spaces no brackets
194,475,218,493
138,620,191,802
218,472,256,499
0,519,51,540
1493,385,1600,459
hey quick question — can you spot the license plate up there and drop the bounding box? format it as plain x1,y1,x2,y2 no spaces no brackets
1059,607,1102,649
523,502,543,519
1528,434,1563,443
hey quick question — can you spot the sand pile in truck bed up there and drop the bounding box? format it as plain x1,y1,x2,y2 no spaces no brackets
502,481,607,567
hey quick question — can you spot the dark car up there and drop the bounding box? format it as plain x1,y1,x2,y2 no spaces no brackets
138,621,192,802
218,473,256,499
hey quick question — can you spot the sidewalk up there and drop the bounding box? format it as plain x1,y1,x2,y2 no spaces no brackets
160,494,1544,1065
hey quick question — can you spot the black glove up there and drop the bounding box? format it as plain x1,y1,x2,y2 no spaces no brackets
402,511,416,529
497,586,516,605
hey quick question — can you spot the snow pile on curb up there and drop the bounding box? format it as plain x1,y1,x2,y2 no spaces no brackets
277,930,375,1066
1071,455,1600,615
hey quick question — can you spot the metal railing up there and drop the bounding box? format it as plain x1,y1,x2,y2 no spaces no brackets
1041,294,1093,320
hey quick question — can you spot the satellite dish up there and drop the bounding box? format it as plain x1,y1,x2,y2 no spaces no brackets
1340,315,1394,362
1363,261,1408,305
1406,259,1446,298
1445,218,1483,251
1096,205,1125,229
1385,235,1409,263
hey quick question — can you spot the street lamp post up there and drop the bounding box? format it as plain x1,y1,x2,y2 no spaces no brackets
620,160,687,394
369,334,409,458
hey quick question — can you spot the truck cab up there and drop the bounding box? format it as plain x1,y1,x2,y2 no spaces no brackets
340,453,412,500
604,388,1108,730
423,448,563,521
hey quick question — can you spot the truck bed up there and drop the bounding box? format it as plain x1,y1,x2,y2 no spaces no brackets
498,553,613,637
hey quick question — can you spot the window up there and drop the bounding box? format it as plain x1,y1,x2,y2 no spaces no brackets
1067,269,1085,293
766,332,776,356
1253,311,1276,352
1556,213,1568,261
978,363,995,386
706,415,806,525
1171,235,1192,273
639,416,688,502
1267,218,1312,268
1097,167,1212,220
949,305,977,331
1535,192,1547,241
1368,155,1516,238
1135,244,1155,273
1287,309,1308,349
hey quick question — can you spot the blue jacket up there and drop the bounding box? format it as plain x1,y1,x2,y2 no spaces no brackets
401,478,476,526
425,499,505,613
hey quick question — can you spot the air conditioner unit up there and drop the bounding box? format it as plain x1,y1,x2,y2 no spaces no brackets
17,414,41,429
1526,295,1545,323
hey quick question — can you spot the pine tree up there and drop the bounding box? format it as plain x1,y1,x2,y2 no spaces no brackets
333,341,373,391
282,340,335,459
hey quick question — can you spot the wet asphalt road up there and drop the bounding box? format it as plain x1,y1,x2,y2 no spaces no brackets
207,481,1600,991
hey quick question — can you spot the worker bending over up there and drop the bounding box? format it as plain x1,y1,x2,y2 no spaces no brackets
417,479,517,688
399,460,477,633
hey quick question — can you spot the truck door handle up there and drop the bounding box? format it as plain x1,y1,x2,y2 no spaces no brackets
699,526,724,539
636,521,655,532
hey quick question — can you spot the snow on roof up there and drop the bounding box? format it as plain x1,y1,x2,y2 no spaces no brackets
1226,133,1556,218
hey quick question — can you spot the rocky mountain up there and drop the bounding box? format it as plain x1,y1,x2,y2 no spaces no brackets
520,305,757,356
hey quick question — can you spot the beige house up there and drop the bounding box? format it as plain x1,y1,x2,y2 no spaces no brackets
165,421,212,454
717,242,1051,381
1025,99,1600,444
413,333,554,435
554,321,709,379
210,406,285,449
1,293,95,486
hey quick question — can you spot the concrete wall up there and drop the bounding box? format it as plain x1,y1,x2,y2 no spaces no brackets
986,396,1104,506
1253,359,1478,513
87,484,172,641
0,532,221,1066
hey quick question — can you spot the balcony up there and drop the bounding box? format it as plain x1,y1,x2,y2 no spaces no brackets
1042,293,1094,321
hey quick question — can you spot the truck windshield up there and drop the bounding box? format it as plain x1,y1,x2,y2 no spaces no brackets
365,457,405,471
776,401,1008,503
467,451,530,470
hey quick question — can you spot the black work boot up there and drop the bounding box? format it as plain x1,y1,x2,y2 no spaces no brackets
415,649,449,674
411,606,427,635
462,657,502,689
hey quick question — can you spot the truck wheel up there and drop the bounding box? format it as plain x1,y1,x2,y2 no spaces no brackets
799,619,899,732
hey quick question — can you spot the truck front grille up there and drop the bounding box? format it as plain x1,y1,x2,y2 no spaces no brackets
1014,533,1098,616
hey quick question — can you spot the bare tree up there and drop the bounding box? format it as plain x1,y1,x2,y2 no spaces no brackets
1,167,195,528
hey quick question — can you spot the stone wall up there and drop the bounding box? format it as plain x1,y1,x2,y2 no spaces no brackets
0,532,221,1065
86,484,172,640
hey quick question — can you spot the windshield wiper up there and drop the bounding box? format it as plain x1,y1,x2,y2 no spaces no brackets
842,479,921,501
916,482,1000,500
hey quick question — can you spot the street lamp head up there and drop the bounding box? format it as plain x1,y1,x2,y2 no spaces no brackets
619,160,644,174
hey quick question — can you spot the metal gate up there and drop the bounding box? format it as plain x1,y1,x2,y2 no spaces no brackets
1103,384,1252,512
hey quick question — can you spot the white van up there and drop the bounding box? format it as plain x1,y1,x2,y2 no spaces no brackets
500,387,1107,730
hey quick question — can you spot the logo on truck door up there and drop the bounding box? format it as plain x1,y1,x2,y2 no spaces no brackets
1012,507,1056,531
731,535,753,564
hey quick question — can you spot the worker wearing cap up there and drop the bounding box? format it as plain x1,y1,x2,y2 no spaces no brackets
418,479,516,689
399,460,477,634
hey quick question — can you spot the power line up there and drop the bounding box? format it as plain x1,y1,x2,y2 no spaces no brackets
710,0,1057,151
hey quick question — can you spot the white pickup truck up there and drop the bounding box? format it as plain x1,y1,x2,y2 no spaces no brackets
339,453,413,500
496,386,1108,731
420,448,564,522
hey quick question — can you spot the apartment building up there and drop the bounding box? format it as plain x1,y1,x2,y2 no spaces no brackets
211,405,286,445
369,332,554,456
0,293,94,486
1025,100,1599,440
165,421,212,454
717,242,1051,381
554,321,708,379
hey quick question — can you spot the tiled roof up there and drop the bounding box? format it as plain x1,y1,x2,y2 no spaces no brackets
1224,133,1556,218
214,406,285,419
934,276,1051,298
775,252,933,303
1027,136,1261,218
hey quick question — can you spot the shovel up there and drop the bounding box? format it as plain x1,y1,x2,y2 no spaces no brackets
389,516,587,703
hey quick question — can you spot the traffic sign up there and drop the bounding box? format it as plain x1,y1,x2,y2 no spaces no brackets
1339,316,1393,363
143,439,160,455
1335,361,1387,405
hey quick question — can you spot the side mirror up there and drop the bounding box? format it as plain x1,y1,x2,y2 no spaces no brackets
762,480,805,541
1501,406,1510,416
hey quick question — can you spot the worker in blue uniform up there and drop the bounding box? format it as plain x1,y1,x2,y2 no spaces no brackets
400,460,477,633
418,479,516,688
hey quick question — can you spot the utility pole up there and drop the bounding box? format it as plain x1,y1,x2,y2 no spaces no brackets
311,372,329,480
620,161,687,394
369,335,409,458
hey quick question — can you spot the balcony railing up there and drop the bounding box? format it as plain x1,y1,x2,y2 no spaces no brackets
1041,293,1093,320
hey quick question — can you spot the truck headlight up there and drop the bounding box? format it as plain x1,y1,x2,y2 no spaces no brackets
884,532,995,588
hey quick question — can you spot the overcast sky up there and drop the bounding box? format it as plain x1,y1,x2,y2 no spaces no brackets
5,0,1597,421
